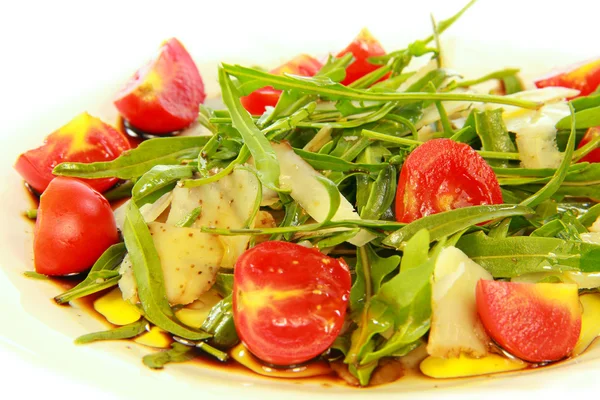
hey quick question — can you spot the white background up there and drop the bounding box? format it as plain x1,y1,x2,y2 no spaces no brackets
1,0,600,398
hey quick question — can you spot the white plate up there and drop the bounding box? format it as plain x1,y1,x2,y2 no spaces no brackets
2,0,600,398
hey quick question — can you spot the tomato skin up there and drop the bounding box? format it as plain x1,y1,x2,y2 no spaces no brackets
114,38,205,134
534,58,600,97
233,241,351,366
336,28,386,86
34,177,119,276
577,127,600,163
476,280,581,363
395,139,503,223
240,54,322,115
14,112,130,194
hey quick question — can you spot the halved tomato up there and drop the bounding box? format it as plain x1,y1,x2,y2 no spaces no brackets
395,139,503,223
336,28,386,86
476,280,581,363
114,38,205,134
14,112,130,194
534,58,600,97
240,54,322,115
233,241,351,366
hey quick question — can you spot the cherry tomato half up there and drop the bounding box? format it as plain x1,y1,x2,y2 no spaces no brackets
14,112,130,194
476,280,581,363
534,58,600,98
241,54,322,115
114,38,206,134
395,139,503,223
233,241,351,366
34,177,119,276
336,28,386,86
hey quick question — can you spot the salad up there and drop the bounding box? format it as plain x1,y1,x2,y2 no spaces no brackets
13,0,600,387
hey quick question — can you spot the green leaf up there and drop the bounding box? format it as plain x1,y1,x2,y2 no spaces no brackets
122,201,210,340
315,175,341,225
399,229,430,271
103,181,134,202
359,165,397,220
201,295,239,349
75,319,148,344
221,64,541,109
214,273,234,297
383,204,534,249
501,74,525,95
556,105,600,130
53,136,209,179
175,207,202,228
292,148,386,173
579,203,600,227
23,271,48,280
54,243,126,304
218,67,281,191
520,103,577,208
133,165,194,205
474,109,516,167
457,231,600,277
143,342,198,369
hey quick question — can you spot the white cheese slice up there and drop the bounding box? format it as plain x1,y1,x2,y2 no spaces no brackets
427,246,492,358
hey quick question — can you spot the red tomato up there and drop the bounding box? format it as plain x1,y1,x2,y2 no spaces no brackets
34,177,119,276
14,112,130,194
241,54,322,115
114,38,206,134
336,28,386,86
395,139,503,223
476,280,581,363
233,241,351,365
577,126,600,163
534,58,600,97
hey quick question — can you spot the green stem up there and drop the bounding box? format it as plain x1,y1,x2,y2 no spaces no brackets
25,209,38,219
362,129,521,160
573,135,600,162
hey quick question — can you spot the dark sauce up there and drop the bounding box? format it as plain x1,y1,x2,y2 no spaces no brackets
119,117,180,142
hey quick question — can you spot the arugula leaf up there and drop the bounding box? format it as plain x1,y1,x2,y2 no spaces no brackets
457,231,600,277
218,67,282,191
122,201,210,340
175,207,202,228
383,204,534,249
53,136,209,179
292,148,386,173
143,342,198,369
556,105,600,130
221,64,541,109
474,109,516,167
133,165,194,205
359,165,397,220
54,243,126,304
75,319,148,344
201,295,239,349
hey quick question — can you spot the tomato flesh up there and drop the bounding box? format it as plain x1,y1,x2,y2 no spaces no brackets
14,112,130,194
476,280,581,363
114,38,205,134
241,54,322,115
336,28,386,86
534,58,600,97
577,126,600,163
34,177,119,276
395,138,503,223
233,241,351,366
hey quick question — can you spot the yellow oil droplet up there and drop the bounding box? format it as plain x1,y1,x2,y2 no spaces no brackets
93,288,141,326
175,291,222,328
134,327,172,349
573,293,600,356
420,353,527,379
230,344,331,378
175,308,211,329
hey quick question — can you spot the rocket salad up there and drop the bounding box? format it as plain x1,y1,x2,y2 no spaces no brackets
14,0,600,388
